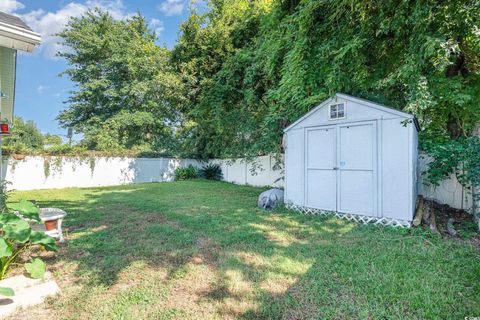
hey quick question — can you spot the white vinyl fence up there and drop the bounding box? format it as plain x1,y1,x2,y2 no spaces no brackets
215,155,284,188
0,154,474,212
1,156,202,190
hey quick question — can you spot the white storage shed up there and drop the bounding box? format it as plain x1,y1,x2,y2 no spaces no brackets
283,93,418,227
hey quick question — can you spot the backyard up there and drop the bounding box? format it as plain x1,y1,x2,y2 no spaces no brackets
6,180,480,319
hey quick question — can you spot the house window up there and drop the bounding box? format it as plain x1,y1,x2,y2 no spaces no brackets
329,103,346,119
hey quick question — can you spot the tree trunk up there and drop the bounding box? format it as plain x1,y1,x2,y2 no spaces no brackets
429,208,439,234
445,51,468,139
413,196,424,227
447,218,457,236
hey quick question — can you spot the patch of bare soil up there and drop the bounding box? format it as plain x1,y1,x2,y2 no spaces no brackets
163,236,223,318
194,236,221,265
421,199,479,248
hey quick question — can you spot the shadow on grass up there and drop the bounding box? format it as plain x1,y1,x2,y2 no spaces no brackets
27,181,480,319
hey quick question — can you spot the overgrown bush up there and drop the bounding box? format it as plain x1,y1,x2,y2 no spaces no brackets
174,165,198,180
199,163,223,180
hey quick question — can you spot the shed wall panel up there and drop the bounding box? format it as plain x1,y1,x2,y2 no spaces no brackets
381,118,411,221
285,129,304,205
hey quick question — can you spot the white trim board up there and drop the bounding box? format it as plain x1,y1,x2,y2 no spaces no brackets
0,22,41,52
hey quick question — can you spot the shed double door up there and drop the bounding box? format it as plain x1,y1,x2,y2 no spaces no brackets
305,121,377,216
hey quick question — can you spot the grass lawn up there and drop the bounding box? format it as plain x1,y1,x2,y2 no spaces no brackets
7,180,480,319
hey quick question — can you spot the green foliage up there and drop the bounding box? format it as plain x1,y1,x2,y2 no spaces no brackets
174,165,198,180
2,116,45,153
0,180,10,212
422,137,480,222
43,134,63,146
1,116,64,155
47,144,73,155
8,199,41,222
24,258,46,279
43,158,50,178
199,163,223,180
0,200,57,280
173,0,480,158
0,287,14,297
423,137,480,189
458,220,479,239
57,9,185,153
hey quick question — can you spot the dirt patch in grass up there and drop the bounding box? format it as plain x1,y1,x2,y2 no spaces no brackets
163,264,219,318
260,277,296,296
422,199,480,248
195,236,222,265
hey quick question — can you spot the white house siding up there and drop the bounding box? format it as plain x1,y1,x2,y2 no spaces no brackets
0,47,16,123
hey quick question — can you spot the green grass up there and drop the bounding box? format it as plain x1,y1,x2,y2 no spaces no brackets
8,180,480,319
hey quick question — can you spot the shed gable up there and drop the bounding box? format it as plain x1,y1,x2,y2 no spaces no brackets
284,93,413,132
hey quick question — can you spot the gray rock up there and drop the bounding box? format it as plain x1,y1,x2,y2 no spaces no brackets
258,188,284,210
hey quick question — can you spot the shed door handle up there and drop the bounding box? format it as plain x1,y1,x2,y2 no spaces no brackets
333,167,339,170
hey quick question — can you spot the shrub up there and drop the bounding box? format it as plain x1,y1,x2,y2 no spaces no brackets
175,165,198,180
199,163,223,180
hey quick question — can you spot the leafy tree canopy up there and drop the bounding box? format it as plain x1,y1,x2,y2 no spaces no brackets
43,134,63,146
57,2,479,198
172,0,480,159
2,116,45,152
57,10,185,153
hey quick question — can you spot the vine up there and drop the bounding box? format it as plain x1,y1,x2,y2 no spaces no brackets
88,157,96,176
43,158,50,179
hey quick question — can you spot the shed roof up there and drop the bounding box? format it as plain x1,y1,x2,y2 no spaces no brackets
283,93,419,132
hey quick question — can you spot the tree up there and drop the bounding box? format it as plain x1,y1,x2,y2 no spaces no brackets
171,0,270,158
173,0,480,158
57,10,185,152
2,116,44,152
43,134,62,146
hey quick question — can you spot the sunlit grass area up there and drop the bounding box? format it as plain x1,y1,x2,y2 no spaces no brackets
8,180,480,319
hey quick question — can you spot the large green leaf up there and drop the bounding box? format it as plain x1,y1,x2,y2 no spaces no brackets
25,258,46,279
0,212,22,226
30,231,58,252
8,200,40,222
0,238,12,258
0,287,14,297
3,219,31,243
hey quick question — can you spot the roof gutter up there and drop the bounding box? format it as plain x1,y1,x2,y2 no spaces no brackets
0,21,41,52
